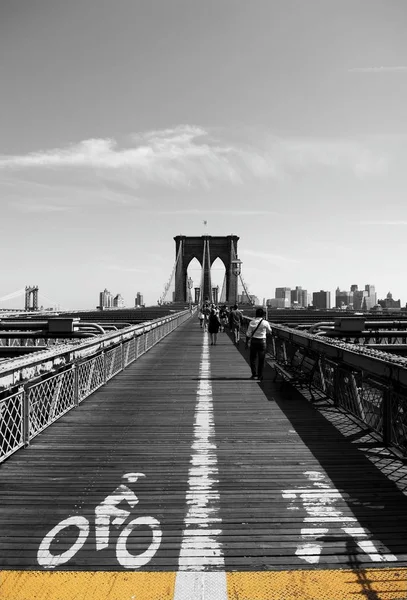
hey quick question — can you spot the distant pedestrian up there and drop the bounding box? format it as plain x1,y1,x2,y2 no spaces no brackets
219,305,228,332
208,308,221,345
245,308,272,381
198,308,204,328
229,304,243,344
202,304,210,331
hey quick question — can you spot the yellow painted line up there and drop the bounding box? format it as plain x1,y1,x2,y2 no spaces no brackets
0,571,176,600
227,568,407,600
1,568,407,600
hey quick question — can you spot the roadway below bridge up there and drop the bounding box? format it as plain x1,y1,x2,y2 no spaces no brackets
1,318,407,599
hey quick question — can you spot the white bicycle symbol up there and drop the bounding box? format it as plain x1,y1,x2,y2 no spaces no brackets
37,472,162,569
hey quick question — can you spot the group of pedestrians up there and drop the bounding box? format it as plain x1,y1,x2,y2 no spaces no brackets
197,303,272,380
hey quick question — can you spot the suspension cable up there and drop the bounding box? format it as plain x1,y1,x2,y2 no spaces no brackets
159,240,183,305
0,289,25,303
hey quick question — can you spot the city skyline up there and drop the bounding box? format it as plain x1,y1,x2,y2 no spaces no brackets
1,1,407,309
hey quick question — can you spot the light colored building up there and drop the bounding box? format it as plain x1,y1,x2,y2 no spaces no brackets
268,298,288,308
99,288,113,309
364,284,377,310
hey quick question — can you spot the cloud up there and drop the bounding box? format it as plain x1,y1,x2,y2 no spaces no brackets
11,202,71,213
361,220,407,225
151,209,281,216
0,125,391,195
243,249,301,264
348,66,407,73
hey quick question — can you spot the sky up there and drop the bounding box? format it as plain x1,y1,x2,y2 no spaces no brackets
1,0,407,309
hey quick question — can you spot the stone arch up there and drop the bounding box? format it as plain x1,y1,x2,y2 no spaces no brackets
174,235,239,304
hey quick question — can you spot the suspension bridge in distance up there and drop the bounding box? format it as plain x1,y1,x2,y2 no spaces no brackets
0,235,407,600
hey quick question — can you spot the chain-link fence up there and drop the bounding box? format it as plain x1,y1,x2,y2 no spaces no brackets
0,310,192,463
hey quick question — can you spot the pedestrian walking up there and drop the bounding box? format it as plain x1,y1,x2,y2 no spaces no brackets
245,308,272,381
229,304,243,344
202,304,210,332
198,308,204,328
208,308,221,345
219,305,228,332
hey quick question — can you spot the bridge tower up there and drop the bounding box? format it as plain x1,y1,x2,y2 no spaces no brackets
25,286,39,311
173,235,240,304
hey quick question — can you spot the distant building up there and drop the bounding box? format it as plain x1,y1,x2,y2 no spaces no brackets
113,294,125,308
291,286,308,308
364,284,377,310
378,292,401,310
335,287,353,309
312,290,331,309
273,287,291,308
238,293,259,305
135,292,144,307
99,288,113,309
350,284,376,311
268,298,288,308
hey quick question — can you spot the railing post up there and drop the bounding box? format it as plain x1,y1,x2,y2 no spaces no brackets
21,385,30,448
121,339,125,370
332,365,340,407
382,387,392,447
73,365,79,408
102,351,107,383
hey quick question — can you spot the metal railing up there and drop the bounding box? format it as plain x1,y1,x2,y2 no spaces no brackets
0,310,192,463
241,318,407,456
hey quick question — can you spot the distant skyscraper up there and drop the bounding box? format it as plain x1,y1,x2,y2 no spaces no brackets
99,288,113,309
113,294,125,308
291,286,308,308
364,284,377,310
135,292,144,307
312,290,331,309
275,287,291,308
335,287,353,308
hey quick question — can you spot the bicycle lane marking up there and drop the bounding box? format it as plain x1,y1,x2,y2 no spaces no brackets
173,332,228,600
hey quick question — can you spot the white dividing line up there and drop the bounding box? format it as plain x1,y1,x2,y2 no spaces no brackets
174,333,227,600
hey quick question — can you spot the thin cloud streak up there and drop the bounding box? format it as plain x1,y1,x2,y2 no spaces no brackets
11,202,71,213
348,66,407,73
150,209,281,216
361,220,407,225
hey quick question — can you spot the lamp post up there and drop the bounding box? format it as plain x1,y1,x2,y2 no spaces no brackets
187,277,193,311
231,258,242,305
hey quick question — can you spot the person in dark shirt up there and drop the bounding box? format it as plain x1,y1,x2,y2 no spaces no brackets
208,308,221,345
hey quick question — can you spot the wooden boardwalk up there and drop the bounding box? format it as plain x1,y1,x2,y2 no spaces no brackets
1,317,407,599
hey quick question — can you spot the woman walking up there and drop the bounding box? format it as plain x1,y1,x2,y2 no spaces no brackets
208,308,221,345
